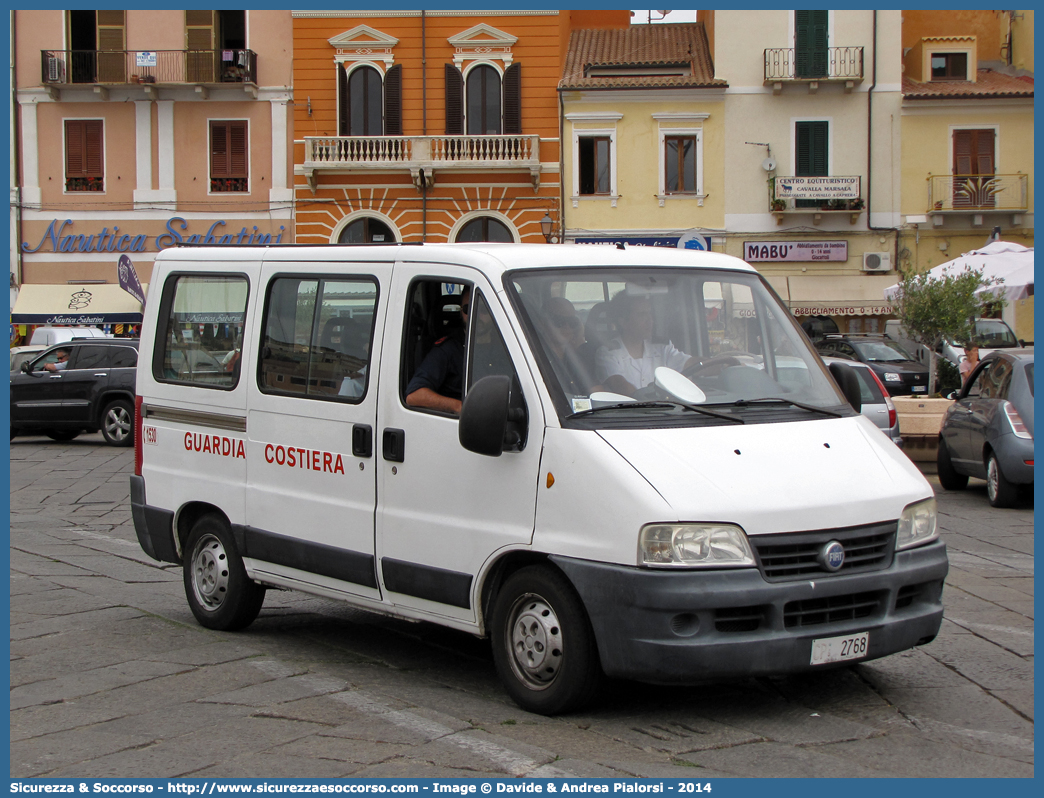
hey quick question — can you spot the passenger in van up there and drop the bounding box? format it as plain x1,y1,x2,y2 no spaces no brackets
405,286,469,415
596,293,698,395
542,297,600,394
43,349,71,372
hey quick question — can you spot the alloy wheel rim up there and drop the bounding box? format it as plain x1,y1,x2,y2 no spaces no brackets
106,407,131,441
191,533,229,611
987,458,999,501
506,592,564,691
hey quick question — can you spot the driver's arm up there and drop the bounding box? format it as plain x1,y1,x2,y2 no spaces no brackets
602,374,638,396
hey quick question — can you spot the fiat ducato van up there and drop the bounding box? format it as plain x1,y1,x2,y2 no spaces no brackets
131,244,947,714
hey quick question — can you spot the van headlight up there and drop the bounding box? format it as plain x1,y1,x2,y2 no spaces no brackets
896,498,938,550
639,523,755,567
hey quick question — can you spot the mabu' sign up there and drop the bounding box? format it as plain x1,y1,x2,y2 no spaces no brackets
774,176,860,200
745,241,848,262
22,217,287,254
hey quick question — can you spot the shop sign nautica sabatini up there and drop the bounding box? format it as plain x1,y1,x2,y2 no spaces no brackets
22,218,287,254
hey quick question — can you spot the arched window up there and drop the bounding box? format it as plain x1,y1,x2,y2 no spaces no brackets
339,217,395,244
347,65,383,136
455,217,512,243
466,65,501,135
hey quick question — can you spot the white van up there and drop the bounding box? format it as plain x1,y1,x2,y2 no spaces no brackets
131,244,947,714
29,326,111,347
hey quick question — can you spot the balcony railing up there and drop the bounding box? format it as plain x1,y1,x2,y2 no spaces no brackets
41,49,257,86
304,135,540,168
764,47,864,83
927,174,1029,213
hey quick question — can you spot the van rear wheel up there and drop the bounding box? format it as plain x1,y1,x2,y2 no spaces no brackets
183,515,265,631
491,565,602,715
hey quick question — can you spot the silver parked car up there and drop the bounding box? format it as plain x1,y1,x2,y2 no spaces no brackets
822,356,902,446
938,349,1034,507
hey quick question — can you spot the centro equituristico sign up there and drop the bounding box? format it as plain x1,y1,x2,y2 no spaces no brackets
22,218,287,254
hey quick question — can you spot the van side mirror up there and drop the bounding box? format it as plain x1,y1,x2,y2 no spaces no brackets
827,362,862,414
459,375,520,457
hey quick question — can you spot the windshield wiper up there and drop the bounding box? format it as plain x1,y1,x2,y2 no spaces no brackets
568,400,744,423
719,397,843,417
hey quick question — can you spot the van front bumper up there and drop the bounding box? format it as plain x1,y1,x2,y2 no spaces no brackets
551,540,947,683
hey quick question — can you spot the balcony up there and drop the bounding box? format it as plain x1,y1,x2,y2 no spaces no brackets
927,175,1028,225
41,49,258,98
764,47,864,94
302,134,542,192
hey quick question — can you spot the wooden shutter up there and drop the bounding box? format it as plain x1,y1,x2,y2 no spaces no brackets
796,120,828,176
384,64,403,136
503,63,521,135
96,10,125,83
795,9,828,79
445,64,464,135
186,10,215,82
954,129,994,176
211,121,248,179
338,64,349,136
66,120,104,179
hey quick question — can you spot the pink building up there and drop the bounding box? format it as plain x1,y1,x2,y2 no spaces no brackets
11,10,293,335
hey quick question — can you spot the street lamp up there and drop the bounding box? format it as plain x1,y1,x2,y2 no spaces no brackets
540,212,554,243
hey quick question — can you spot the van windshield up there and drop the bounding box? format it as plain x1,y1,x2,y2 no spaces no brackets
974,319,1019,348
507,267,851,424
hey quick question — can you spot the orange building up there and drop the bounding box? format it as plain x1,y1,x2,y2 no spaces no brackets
292,10,629,245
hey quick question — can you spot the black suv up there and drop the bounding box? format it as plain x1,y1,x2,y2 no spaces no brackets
814,334,930,396
10,339,139,446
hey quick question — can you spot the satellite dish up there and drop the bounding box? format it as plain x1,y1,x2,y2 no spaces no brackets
762,157,777,172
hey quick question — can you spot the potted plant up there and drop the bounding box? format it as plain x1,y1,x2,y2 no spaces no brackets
771,198,787,211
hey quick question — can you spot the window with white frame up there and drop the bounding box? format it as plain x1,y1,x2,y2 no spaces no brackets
654,114,707,204
568,113,621,204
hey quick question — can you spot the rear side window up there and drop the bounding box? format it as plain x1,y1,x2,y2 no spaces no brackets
259,276,377,402
73,345,112,370
155,274,249,389
109,346,138,368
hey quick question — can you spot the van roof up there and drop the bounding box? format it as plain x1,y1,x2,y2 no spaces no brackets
154,243,756,279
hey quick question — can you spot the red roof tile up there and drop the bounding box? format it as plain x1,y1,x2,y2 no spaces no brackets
561,23,726,90
903,69,1033,99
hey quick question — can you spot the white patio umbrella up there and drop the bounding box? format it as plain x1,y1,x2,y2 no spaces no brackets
883,241,1034,301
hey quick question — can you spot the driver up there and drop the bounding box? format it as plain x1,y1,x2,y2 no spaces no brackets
595,292,698,396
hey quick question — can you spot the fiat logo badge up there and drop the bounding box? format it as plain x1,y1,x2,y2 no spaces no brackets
819,541,845,572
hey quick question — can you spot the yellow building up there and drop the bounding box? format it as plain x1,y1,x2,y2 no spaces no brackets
559,24,727,250
899,9,1034,341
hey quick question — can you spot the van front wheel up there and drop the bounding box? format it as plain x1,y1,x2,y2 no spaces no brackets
183,515,265,631
491,565,602,715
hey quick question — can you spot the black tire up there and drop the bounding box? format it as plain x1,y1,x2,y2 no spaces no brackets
183,515,265,631
46,430,81,442
100,399,134,447
490,565,603,715
937,438,968,491
986,453,1018,508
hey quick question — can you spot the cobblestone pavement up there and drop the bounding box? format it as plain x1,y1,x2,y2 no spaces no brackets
9,434,1034,778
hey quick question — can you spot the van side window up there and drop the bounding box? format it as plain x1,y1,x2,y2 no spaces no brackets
400,279,470,408
155,275,248,390
259,276,377,402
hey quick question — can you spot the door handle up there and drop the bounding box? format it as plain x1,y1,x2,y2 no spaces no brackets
382,428,405,463
352,424,373,458
49,374,63,379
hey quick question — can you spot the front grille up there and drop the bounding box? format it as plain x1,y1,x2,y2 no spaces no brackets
751,522,896,581
784,591,882,628
714,605,767,633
